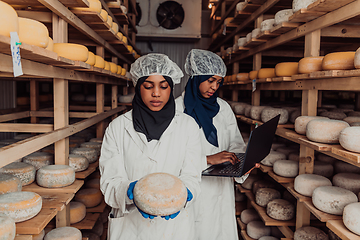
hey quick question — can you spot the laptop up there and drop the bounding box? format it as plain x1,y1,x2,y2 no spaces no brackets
202,114,280,177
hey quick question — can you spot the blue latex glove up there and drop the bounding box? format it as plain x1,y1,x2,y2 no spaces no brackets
187,188,193,202
127,180,157,219
161,188,193,221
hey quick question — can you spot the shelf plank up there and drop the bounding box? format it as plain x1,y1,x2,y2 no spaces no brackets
76,161,99,179
327,220,360,240
237,217,247,230
71,212,100,230
236,184,251,193
286,182,311,203
259,164,272,173
292,73,310,80
2,0,88,7
232,11,252,24
271,77,294,82
23,180,84,194
241,230,256,240
256,78,272,83
307,0,356,12
289,9,327,23
244,38,267,48
268,170,295,183
16,208,58,235
245,191,255,202
14,235,32,240
309,69,360,79
70,10,110,30
303,200,342,222
270,22,301,35
86,200,107,213
40,192,75,211
251,201,296,226
331,145,360,164
257,31,280,40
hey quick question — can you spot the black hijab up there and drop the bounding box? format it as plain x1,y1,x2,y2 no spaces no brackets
132,76,175,141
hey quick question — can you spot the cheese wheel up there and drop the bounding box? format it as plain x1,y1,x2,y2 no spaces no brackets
252,28,261,39
236,73,250,81
333,173,360,195
354,46,360,69
259,237,279,240
294,226,328,240
44,227,82,240
80,142,101,155
275,62,299,77
70,201,86,224
120,68,126,76
111,22,119,34
343,117,360,125
273,160,299,178
71,147,98,163
104,61,110,71
94,55,105,69
107,15,113,27
245,32,252,43
312,186,358,215
255,188,281,207
0,1,18,38
81,231,100,240
334,161,360,174
322,52,355,70
236,2,247,11
32,229,45,240
274,9,293,25
85,52,96,66
313,161,333,178
108,62,117,73
0,191,42,222
117,32,123,41
343,202,360,235
298,56,324,73
249,70,258,80
320,111,347,120
0,173,21,194
294,174,332,197
250,106,266,120
0,214,15,240
267,199,295,221
0,162,35,186
85,178,100,189
133,173,187,216
246,221,271,239
69,154,89,172
99,9,108,21
294,116,328,135
288,152,299,161
306,119,349,143
292,0,317,12
19,18,49,48
252,180,276,195
37,165,75,188
241,174,261,190
238,37,247,47
350,122,360,126
107,1,120,7
233,103,249,115
75,188,102,208
339,126,360,153
53,43,89,62
245,105,252,117
72,0,101,13
260,19,275,32
23,152,54,170
117,65,122,74
258,68,276,79
261,107,289,124
240,209,260,224
261,150,286,166
46,37,54,51
122,36,128,45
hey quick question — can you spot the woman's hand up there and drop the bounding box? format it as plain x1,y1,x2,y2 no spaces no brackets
207,151,239,165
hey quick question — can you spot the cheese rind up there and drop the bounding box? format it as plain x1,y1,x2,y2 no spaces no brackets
260,19,275,32
294,116,328,135
260,150,286,166
250,106,266,120
0,162,35,186
274,9,293,25
294,226,328,240
53,43,89,62
69,154,89,172
70,201,86,224
36,165,75,188
332,173,360,195
273,160,299,178
353,46,360,69
0,173,22,194
0,1,18,38
46,37,54,51
257,68,276,79
322,52,355,70
255,188,281,207
71,147,98,163
298,56,324,74
275,62,299,77
292,0,318,12
85,52,96,66
109,62,118,73
306,119,350,143
0,214,15,240
240,209,260,224
236,73,250,81
23,152,54,170
94,56,105,69
44,227,82,240
238,38,247,47
261,107,289,124
72,0,101,13
75,188,102,208
294,174,332,197
339,126,360,153
19,17,49,48
249,71,258,80
343,202,360,235
266,199,295,221
246,221,271,239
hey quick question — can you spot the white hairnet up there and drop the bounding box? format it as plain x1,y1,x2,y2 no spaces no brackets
185,49,227,77
129,53,184,86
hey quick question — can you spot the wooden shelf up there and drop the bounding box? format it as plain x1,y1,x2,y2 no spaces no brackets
71,212,100,230
286,182,311,203
14,235,32,240
251,201,296,226
76,161,99,179
40,192,75,211
270,22,301,35
268,170,295,184
259,164,272,173
245,191,256,202
303,200,342,222
244,38,267,48
23,180,84,194
241,230,256,240
16,208,58,235
257,31,280,40
237,217,247,230
307,0,356,13
289,9,327,23
236,184,251,193
2,0,89,7
86,200,107,213
327,220,360,240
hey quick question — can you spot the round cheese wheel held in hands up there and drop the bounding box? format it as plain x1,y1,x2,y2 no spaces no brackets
306,119,349,143
133,173,188,216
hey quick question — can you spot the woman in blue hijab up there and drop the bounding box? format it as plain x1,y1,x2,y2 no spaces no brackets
175,49,247,240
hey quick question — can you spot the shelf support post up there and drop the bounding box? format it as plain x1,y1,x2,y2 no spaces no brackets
30,80,39,124
96,83,105,138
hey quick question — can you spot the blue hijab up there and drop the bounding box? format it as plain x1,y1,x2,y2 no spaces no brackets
184,75,223,147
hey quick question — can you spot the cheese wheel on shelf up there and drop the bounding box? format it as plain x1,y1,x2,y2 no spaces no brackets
294,174,332,197
252,28,261,39
37,165,75,188
117,65,122,75
32,229,45,240
292,0,317,12
249,70,258,80
70,201,86,224
306,119,349,143
237,37,247,47
120,5,127,14
240,209,260,224
85,52,96,66
120,68,126,76
69,154,89,172
260,19,275,32
273,160,298,178
94,55,105,69
236,2,247,11
339,126,360,153
99,9,108,21
241,174,261,190
133,173,187,216
44,227,82,240
343,116,360,125
257,68,276,79
53,43,89,62
354,46,360,69
80,142,101,155
246,221,271,239
294,116,328,135
19,17,49,48
233,103,249,115
0,214,15,240
107,15,113,27
0,191,42,222
250,106,266,120
236,73,249,81
122,36,128,45
104,61,110,71
109,62,118,73
117,32,123,41
298,56,324,74
46,37,54,51
267,199,295,221
294,226,328,240
312,186,358,215
0,173,22,194
252,180,276,195
274,9,293,25
255,188,281,207
111,22,119,34
23,152,54,170
332,173,360,195
71,147,98,163
0,162,35,186
75,188,102,208
72,0,101,13
320,111,347,120
343,202,360,235
261,107,289,124
322,52,355,70
275,62,299,77
260,150,286,167
0,1,18,38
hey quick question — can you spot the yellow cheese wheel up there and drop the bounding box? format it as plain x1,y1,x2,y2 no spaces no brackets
85,52,96,66
0,162,36,186
117,32,123,41
117,65,122,74
72,0,101,13
122,36,128,45
275,62,299,77
75,188,102,208
0,214,15,240
104,61,110,71
109,62,117,73
36,165,75,188
0,173,22,194
94,55,105,69
298,56,324,73
126,45,133,52
19,17,49,48
107,1,120,7
99,9,108,21
258,68,276,78
249,70,258,80
23,152,54,170
236,73,250,81
107,15,113,27
133,173,187,216
0,191,42,222
322,52,355,70
354,47,360,69
70,201,86,224
121,68,126,76
44,227,82,240
45,37,54,51
231,74,237,82
53,43,89,62
111,22,119,34
0,1,18,38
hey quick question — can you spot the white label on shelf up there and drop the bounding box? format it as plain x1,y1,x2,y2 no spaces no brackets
252,79,256,92
10,32,23,77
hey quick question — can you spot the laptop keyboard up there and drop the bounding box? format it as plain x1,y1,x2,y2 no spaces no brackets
219,153,245,175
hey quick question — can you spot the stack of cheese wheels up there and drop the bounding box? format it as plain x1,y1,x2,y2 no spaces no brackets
274,9,293,25
343,202,360,235
241,174,261,190
294,116,328,135
260,19,275,32
94,55,105,69
70,201,87,224
275,62,299,77
339,127,360,153
46,37,54,51
320,111,347,120
32,230,45,240
332,173,360,195
69,154,89,172
0,214,15,240
252,180,276,195
306,119,349,143
261,107,289,124
23,152,54,170
0,191,42,222
334,161,360,174
292,0,317,12
260,151,286,166
246,221,271,239
80,142,102,156
273,160,299,178
53,43,89,62
75,188,102,208
37,165,75,188
0,173,22,194
312,186,358,215
236,73,250,81
294,174,332,197
267,199,295,220
72,0,101,13
85,52,96,66
240,209,261,224
298,56,324,73
133,172,187,216
258,68,276,79
250,106,266,120
322,52,355,70
0,1,18,37
249,70,258,80
18,17,49,48
0,162,36,186
109,62,118,74
313,161,333,178
255,188,281,207
71,147,98,163
294,226,328,240
44,227,82,240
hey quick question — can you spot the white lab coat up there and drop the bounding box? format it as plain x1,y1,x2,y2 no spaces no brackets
175,93,246,240
99,110,202,240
